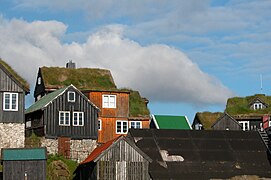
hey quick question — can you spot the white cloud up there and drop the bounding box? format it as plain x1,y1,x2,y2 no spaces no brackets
0,18,234,105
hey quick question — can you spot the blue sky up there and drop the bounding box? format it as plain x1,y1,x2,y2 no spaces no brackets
1,0,271,123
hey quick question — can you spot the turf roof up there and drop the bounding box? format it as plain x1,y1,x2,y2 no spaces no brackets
195,112,223,130
41,67,117,91
0,59,30,91
128,90,150,117
225,94,271,115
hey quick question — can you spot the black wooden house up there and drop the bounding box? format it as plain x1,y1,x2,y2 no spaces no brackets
25,84,99,160
0,59,30,152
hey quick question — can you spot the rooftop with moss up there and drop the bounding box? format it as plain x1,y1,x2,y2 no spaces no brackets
194,112,223,130
0,58,30,91
225,94,271,116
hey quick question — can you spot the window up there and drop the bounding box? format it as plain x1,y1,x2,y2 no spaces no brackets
98,119,102,130
253,102,263,110
59,111,70,126
102,95,116,108
68,91,76,102
73,112,84,126
130,121,142,129
239,121,249,131
116,120,128,134
26,121,31,128
3,92,18,111
269,120,271,127
37,77,41,85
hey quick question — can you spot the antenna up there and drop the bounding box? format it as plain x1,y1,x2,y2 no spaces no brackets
260,74,263,92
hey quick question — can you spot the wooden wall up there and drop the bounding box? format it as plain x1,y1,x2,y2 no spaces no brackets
212,115,241,131
0,67,25,123
3,160,46,180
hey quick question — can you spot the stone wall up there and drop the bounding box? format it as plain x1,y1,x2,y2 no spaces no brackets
41,138,97,162
0,123,25,154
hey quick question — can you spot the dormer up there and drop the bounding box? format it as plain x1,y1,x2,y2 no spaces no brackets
249,97,268,110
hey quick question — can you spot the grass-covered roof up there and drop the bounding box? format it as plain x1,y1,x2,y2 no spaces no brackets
225,94,271,116
41,67,117,91
0,59,30,91
126,89,150,117
195,111,223,130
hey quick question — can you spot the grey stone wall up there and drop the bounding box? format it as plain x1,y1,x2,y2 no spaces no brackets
0,123,25,154
41,138,97,162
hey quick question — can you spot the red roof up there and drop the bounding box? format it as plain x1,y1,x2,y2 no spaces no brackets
80,136,121,164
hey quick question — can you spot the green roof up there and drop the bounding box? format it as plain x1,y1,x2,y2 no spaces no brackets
128,90,150,117
26,87,66,114
152,115,191,129
0,59,30,91
41,67,117,91
225,94,271,116
194,112,223,130
2,148,46,161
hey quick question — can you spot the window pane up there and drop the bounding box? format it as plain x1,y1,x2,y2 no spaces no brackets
79,113,83,125
65,113,70,125
123,122,128,133
117,122,122,133
60,112,64,125
4,94,10,109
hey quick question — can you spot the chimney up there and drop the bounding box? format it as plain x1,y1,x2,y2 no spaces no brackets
66,60,76,69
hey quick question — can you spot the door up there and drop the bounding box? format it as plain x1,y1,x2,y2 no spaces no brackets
58,137,71,158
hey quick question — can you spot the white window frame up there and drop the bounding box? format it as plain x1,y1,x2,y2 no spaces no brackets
130,121,142,129
239,121,250,131
253,102,263,110
37,77,41,85
73,112,84,126
116,120,128,134
68,91,76,102
98,119,102,130
269,120,271,127
102,95,116,108
3,92,18,111
59,111,70,126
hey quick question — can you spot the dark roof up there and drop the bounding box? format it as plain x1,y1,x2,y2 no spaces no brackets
1,148,46,161
0,59,30,93
151,115,191,129
80,136,151,164
193,112,223,129
40,66,117,91
128,129,271,180
26,84,99,114
226,94,271,115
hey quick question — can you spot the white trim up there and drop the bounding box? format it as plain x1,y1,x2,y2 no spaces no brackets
184,116,192,130
129,121,142,129
239,121,250,131
73,111,84,126
269,120,271,128
151,114,160,129
3,92,18,111
102,94,116,108
116,120,128,134
98,119,102,130
68,91,76,102
59,111,70,126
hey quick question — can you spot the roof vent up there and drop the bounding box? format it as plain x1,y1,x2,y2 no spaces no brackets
66,60,76,69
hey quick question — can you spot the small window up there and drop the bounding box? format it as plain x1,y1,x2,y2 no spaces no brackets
3,92,18,111
102,95,116,108
116,120,128,134
26,121,31,128
253,102,263,110
59,111,70,126
37,77,41,85
73,112,84,126
130,121,142,129
98,119,102,130
269,120,271,127
239,121,249,131
68,91,75,102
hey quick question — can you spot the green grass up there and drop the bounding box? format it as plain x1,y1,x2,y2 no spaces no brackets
0,58,30,90
47,154,78,180
225,94,271,115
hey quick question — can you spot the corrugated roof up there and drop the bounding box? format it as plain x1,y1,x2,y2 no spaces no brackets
152,115,191,129
128,129,271,179
80,137,119,164
2,148,46,161
25,86,66,114
0,59,30,92
40,66,117,91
